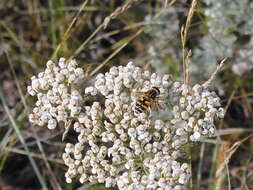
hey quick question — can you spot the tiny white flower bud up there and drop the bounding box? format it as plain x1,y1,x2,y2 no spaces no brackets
193,131,201,140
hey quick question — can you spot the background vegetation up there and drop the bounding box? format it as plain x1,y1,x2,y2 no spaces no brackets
1,0,253,189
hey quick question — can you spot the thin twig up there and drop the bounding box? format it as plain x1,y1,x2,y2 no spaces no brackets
88,28,144,77
215,85,235,190
90,20,162,44
241,89,253,118
215,134,253,178
185,50,192,85
88,0,178,77
35,135,63,190
70,24,103,59
203,58,227,87
181,0,197,85
5,51,28,112
218,128,253,136
62,120,73,141
103,0,139,29
218,89,236,129
197,143,205,189
183,0,197,42
4,147,64,165
221,92,253,102
51,0,89,59
164,0,177,8
0,88,48,189
71,0,140,59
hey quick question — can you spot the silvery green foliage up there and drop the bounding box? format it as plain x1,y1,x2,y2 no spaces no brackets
191,0,253,78
144,7,181,74
232,40,253,76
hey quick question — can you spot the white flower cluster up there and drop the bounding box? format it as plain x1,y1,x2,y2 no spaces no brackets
59,62,224,189
170,82,224,144
27,59,224,189
27,58,85,130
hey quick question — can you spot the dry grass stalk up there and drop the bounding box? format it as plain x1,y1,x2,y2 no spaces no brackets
184,49,192,86
215,134,253,189
218,89,236,130
103,0,139,29
241,89,253,118
218,128,253,136
4,147,64,164
35,136,63,190
215,140,230,184
52,0,89,59
203,58,227,87
88,28,144,77
181,0,197,85
164,0,177,7
62,120,73,141
71,0,140,59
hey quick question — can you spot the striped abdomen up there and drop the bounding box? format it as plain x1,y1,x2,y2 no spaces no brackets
134,87,160,113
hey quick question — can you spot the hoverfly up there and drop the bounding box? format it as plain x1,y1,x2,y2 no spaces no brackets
134,86,161,113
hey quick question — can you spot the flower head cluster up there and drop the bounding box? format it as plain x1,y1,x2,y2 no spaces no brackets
27,58,85,129
170,82,224,146
58,62,224,189
27,58,224,189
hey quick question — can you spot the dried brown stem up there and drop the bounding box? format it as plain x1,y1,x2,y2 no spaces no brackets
103,0,139,29
4,147,64,165
203,58,227,87
184,49,192,86
88,28,144,77
181,0,197,85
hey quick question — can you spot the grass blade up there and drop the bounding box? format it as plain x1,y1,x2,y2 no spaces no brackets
0,87,48,190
